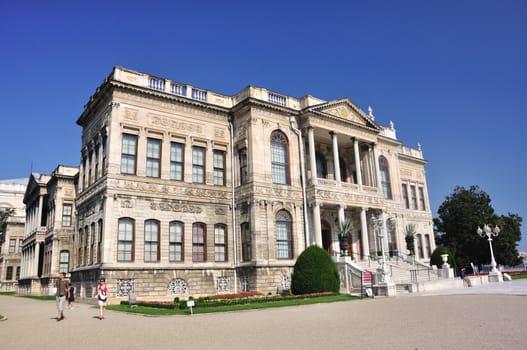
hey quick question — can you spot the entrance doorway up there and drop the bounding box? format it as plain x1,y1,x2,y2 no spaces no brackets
321,220,332,255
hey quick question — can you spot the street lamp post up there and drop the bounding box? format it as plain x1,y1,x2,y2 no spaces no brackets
371,214,387,282
477,224,502,282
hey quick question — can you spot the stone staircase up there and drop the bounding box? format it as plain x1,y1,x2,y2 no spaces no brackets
343,256,442,294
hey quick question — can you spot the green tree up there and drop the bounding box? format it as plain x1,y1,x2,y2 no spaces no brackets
434,185,523,269
494,213,523,266
291,245,340,294
0,208,15,243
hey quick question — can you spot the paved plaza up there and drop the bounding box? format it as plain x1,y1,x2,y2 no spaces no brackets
1,280,527,350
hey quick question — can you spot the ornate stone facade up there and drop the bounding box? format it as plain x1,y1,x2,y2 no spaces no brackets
71,67,435,301
0,178,27,291
18,166,78,295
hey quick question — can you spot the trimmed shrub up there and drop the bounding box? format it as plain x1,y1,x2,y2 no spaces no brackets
291,245,340,295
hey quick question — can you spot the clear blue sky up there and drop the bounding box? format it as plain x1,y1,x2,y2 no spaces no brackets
1,1,526,250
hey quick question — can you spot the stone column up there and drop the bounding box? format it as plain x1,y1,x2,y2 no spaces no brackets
338,205,345,223
380,211,389,255
78,150,85,192
308,127,317,183
330,131,341,184
360,207,370,258
353,138,363,189
37,196,43,229
312,204,322,247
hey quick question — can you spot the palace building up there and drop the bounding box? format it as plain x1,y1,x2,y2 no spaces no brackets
0,178,27,291
18,166,78,295
72,66,435,300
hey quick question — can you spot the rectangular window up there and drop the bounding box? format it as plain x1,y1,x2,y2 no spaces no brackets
97,222,103,263
402,184,409,209
16,266,20,280
170,142,184,180
276,221,292,259
425,234,431,258
19,239,23,253
94,144,100,181
214,225,227,262
90,223,96,264
146,138,161,177
118,219,134,262
9,239,16,253
6,266,13,280
169,222,183,262
192,223,206,262
62,203,72,227
239,148,248,185
192,146,205,183
144,221,159,262
241,223,251,261
410,185,417,210
101,134,107,176
417,234,424,259
418,187,426,211
213,150,225,186
88,151,93,186
59,251,69,273
121,134,137,175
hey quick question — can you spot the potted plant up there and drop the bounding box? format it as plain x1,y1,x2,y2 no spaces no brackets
336,218,353,256
405,224,416,256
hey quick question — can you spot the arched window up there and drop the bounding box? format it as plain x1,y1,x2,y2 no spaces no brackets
271,130,289,184
315,152,327,178
192,223,206,262
379,156,392,199
118,218,135,262
275,210,292,259
169,221,184,262
241,222,251,262
144,219,160,262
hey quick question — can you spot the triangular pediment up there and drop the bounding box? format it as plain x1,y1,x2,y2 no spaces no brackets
309,99,379,129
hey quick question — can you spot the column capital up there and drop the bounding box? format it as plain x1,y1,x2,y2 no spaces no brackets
329,131,337,137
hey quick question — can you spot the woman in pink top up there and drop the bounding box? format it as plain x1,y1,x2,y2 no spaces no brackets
96,277,108,320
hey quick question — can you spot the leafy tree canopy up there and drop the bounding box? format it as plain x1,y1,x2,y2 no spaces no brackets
434,185,523,269
0,208,15,243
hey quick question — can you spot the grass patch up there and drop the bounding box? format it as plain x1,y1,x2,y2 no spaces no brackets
511,273,527,280
20,295,56,301
107,294,358,316
0,292,16,296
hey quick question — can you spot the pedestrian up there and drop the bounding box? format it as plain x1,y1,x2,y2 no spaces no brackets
55,272,69,321
96,277,108,320
67,283,75,309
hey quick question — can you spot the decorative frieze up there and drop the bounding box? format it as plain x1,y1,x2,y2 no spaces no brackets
149,114,203,134
149,201,203,214
124,108,138,121
107,179,230,199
